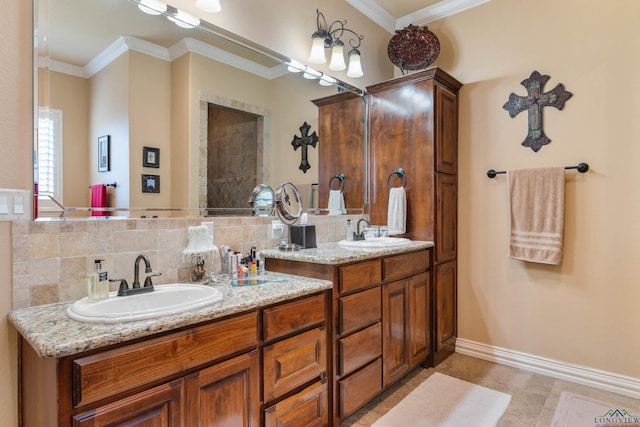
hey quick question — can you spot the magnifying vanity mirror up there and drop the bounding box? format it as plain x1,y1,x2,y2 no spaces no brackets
34,0,367,220
248,184,274,217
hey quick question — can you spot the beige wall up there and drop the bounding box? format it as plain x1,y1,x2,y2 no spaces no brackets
90,53,131,210
0,1,31,424
130,51,172,209
427,0,640,378
49,71,90,207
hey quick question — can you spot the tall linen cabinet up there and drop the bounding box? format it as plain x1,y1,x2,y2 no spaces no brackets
367,68,462,365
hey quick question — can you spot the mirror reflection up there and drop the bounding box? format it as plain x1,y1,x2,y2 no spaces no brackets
36,0,364,219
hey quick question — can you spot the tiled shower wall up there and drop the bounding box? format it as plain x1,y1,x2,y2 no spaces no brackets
11,214,361,309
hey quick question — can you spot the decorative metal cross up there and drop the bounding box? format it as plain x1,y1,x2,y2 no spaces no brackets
291,122,318,173
503,71,572,152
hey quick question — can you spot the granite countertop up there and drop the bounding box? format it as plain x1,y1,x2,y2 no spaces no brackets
8,272,332,359
261,240,434,265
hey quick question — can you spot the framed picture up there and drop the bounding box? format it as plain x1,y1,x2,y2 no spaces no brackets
98,135,110,172
142,174,160,193
143,146,160,168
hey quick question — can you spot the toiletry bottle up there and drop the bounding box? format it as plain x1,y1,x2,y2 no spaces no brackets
346,219,353,241
95,259,109,300
87,259,108,302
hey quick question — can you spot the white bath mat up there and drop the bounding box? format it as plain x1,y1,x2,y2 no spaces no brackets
551,391,640,426
372,372,511,427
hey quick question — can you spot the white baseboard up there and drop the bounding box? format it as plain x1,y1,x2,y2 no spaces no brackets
455,338,640,399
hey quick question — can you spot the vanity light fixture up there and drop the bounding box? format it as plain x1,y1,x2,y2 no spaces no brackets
319,74,337,86
138,0,167,15
303,66,322,80
195,0,221,13
308,9,364,77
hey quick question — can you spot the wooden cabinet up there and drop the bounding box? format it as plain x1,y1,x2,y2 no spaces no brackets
313,91,366,211
20,292,330,427
262,293,329,426
265,247,431,425
186,351,261,427
367,68,461,366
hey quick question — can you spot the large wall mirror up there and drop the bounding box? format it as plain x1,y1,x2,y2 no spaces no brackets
34,0,367,219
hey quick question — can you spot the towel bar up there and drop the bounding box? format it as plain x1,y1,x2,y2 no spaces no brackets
487,163,589,178
329,173,345,191
387,168,407,188
89,182,117,188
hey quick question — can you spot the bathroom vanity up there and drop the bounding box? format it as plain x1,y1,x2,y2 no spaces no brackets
262,241,434,425
9,274,332,427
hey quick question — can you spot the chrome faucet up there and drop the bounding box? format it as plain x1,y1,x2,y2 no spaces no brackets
133,254,152,289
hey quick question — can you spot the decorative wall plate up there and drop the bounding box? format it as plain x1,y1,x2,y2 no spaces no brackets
387,24,440,72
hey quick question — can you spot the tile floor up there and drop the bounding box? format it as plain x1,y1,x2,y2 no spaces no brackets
342,353,640,426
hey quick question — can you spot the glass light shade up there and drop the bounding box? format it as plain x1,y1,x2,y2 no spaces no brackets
303,67,322,79
347,50,363,78
319,75,337,86
196,0,221,13
328,44,346,71
168,10,200,28
138,0,166,15
286,59,304,73
308,37,327,64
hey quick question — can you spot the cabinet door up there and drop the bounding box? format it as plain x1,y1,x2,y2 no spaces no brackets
435,85,458,174
408,272,430,368
382,280,409,387
72,379,183,427
186,350,260,427
434,261,457,364
436,173,457,263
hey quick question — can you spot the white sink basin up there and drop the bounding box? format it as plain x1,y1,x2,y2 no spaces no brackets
66,284,223,323
338,237,412,249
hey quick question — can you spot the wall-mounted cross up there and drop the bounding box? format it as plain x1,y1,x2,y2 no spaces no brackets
503,71,572,152
291,122,318,173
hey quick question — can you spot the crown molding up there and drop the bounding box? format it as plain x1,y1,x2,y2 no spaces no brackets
396,0,491,29
348,0,491,34
345,0,396,34
44,35,285,80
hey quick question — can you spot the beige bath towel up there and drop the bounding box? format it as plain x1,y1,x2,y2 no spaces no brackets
387,186,406,235
507,167,565,264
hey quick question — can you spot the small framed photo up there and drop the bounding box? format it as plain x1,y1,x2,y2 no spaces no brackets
142,174,160,193
98,135,110,172
143,146,160,168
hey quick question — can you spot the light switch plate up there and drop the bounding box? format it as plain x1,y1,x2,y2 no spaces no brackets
0,189,32,221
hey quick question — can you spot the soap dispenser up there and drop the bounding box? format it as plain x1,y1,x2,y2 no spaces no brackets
87,259,109,302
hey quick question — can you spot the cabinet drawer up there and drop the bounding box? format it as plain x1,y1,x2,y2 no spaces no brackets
263,327,326,402
383,250,430,281
338,287,381,336
72,311,257,407
339,358,382,418
263,293,325,342
339,260,382,293
264,380,328,427
339,322,381,376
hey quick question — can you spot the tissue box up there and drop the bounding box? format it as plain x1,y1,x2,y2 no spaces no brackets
290,224,317,249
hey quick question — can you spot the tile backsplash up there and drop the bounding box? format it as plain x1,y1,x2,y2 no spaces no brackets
11,214,361,309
